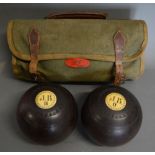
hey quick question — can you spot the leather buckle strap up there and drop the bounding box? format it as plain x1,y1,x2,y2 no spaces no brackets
113,30,126,86
28,28,40,80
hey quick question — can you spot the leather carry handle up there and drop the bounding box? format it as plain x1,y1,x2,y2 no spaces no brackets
45,12,107,19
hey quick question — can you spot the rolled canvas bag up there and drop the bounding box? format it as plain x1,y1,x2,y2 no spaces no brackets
7,12,148,85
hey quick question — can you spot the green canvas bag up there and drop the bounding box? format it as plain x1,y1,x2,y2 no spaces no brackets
7,12,148,85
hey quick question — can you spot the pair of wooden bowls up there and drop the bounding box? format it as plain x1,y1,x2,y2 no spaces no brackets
17,84,142,146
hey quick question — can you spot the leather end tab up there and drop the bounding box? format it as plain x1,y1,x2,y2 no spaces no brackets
113,30,126,86
28,27,40,76
28,28,40,49
114,31,125,52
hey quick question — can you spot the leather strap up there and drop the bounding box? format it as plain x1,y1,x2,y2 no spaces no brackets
28,28,40,80
45,12,107,19
113,30,126,86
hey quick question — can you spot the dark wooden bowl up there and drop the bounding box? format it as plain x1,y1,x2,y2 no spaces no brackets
17,84,77,145
81,85,142,146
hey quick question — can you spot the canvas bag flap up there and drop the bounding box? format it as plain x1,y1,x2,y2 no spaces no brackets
7,19,147,63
